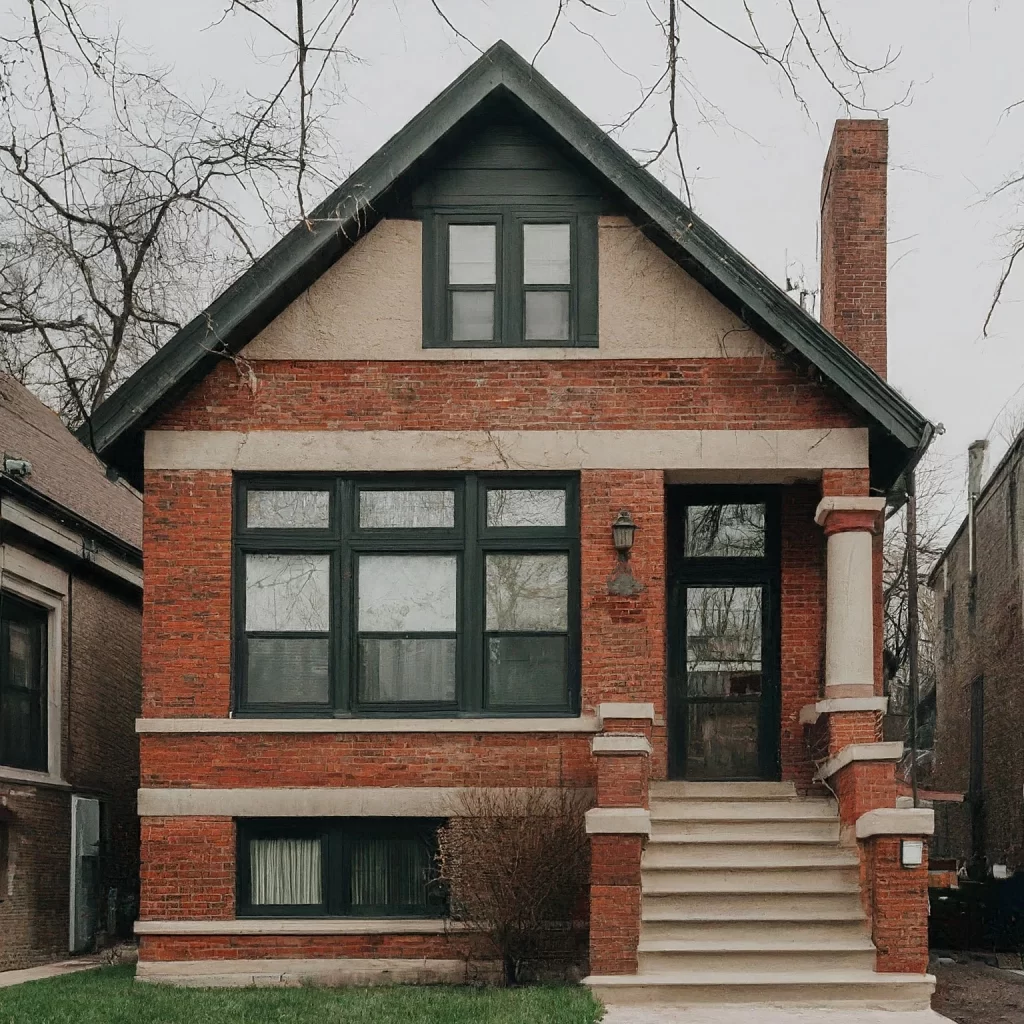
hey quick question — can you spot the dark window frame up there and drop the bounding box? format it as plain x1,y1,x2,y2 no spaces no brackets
666,486,782,782
422,207,598,349
232,473,581,718
236,818,445,919
0,591,48,773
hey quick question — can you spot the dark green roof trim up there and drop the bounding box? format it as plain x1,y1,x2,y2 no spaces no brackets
86,40,932,488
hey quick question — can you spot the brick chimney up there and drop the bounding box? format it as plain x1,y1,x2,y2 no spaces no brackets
819,119,888,378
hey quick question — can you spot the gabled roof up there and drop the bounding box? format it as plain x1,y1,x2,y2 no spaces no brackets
86,40,932,490
1,372,142,552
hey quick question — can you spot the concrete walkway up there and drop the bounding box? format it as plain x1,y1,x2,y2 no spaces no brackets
0,956,104,989
601,1008,953,1024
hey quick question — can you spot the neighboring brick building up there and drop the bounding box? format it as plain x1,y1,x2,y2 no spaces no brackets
0,374,142,971
87,43,937,1006
928,437,1024,874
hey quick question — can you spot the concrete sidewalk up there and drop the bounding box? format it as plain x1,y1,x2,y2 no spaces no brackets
0,956,105,989
602,1008,953,1024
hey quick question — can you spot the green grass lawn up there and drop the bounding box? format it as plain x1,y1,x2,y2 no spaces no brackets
0,965,602,1024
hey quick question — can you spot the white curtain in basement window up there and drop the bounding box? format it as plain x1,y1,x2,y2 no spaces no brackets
250,837,322,905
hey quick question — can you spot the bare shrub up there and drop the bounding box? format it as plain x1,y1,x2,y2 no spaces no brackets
436,787,591,986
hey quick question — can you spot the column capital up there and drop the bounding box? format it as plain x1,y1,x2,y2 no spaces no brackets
815,496,886,534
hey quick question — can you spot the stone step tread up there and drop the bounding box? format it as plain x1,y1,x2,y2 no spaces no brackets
649,782,799,800
647,832,844,844
641,907,866,922
585,970,934,986
642,880,863,895
637,937,876,953
650,803,838,821
642,859,860,872
643,847,859,868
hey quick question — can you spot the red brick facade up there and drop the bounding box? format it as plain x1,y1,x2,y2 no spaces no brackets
128,114,931,986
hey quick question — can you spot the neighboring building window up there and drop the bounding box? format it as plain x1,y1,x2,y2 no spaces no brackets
234,475,579,716
236,819,444,918
423,211,598,348
0,593,48,772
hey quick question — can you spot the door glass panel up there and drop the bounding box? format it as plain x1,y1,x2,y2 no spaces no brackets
359,490,455,529
685,702,760,780
685,504,765,557
685,586,762,697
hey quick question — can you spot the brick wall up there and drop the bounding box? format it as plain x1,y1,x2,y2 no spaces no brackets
819,120,888,378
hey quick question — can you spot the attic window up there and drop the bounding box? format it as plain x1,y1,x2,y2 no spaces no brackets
424,210,597,348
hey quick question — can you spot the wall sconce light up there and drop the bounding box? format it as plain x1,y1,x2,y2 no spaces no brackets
901,839,924,868
611,510,637,558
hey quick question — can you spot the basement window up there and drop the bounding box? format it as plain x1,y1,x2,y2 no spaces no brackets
234,475,580,716
236,819,444,918
423,211,598,348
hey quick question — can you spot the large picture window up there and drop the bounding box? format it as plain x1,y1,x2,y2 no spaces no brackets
234,475,579,716
237,819,444,918
0,593,48,773
423,210,598,348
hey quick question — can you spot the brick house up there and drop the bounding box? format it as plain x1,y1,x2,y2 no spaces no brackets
88,43,937,1005
0,374,142,970
928,437,1024,876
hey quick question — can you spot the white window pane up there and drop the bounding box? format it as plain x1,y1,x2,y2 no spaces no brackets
245,554,330,632
523,223,570,284
525,291,569,341
360,491,455,529
250,837,323,905
359,554,457,632
486,553,568,632
449,224,495,284
246,490,330,529
452,290,494,341
487,489,566,528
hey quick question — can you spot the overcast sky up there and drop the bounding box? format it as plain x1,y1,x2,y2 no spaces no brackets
104,0,1023,527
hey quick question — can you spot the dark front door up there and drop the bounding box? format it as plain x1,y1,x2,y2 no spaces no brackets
667,488,781,781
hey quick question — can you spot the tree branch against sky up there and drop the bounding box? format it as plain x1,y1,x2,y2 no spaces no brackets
0,1,299,430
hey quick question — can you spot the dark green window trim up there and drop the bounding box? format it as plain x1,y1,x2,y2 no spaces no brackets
236,818,445,918
422,207,598,349
232,473,581,718
0,592,48,773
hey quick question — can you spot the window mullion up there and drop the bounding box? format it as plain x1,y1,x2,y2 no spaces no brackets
337,479,352,714
462,476,481,713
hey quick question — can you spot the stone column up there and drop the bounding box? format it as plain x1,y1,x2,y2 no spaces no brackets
815,496,886,698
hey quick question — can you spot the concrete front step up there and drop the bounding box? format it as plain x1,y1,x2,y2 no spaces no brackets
642,865,860,892
649,799,838,821
642,890,865,918
650,817,841,842
649,781,799,801
642,841,860,869
637,942,877,974
639,918,869,944
585,970,936,1008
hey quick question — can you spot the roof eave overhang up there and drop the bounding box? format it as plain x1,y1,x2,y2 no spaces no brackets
86,42,932,492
